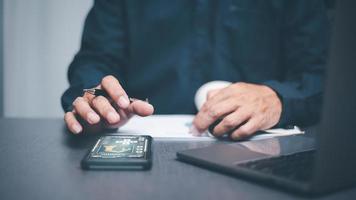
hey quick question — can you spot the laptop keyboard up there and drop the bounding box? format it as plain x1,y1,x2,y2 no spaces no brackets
237,150,316,183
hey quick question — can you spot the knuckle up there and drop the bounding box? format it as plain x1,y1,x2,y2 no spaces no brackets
207,91,215,99
232,82,247,91
260,105,269,113
230,83,240,90
208,107,219,119
236,82,246,87
64,112,71,122
90,97,99,107
200,104,208,112
64,114,77,128
222,117,235,129
92,96,106,106
243,123,259,135
201,103,209,112
72,97,84,107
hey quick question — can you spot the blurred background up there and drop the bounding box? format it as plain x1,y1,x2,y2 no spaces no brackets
0,0,92,118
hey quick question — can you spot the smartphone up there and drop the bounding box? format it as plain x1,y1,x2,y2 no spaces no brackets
81,135,152,170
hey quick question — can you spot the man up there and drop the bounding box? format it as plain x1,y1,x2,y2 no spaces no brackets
62,0,329,139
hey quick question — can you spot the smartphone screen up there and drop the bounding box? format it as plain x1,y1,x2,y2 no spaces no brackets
82,135,152,170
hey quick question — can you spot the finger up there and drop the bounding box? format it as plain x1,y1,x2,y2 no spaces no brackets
205,83,246,109
127,100,154,116
193,99,238,132
212,109,251,137
101,75,130,109
83,89,97,102
103,109,131,129
72,97,100,125
231,117,261,140
102,102,153,130
64,112,83,134
207,89,221,100
204,85,235,106
91,96,120,124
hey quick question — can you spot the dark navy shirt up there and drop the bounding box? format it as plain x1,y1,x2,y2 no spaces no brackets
62,0,330,127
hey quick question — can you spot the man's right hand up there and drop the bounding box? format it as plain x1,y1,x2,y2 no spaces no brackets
64,75,154,134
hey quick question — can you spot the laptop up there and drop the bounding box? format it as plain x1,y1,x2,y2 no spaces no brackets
177,0,356,195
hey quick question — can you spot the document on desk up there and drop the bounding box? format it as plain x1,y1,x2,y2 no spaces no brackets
116,115,304,141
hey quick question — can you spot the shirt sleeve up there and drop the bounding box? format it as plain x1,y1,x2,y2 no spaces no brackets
61,0,127,112
263,0,330,127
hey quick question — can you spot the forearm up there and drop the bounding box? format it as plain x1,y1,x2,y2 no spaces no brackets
61,0,127,112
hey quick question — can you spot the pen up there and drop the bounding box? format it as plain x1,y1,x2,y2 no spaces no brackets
83,88,148,103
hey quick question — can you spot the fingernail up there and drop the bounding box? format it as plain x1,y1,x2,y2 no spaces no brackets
87,112,100,124
147,103,154,111
189,125,201,136
118,96,130,108
72,124,82,134
107,112,120,124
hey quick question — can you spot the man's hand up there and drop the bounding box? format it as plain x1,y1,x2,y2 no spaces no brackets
192,82,282,140
64,75,154,134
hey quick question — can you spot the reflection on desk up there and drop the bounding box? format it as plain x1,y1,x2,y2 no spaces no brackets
0,118,354,200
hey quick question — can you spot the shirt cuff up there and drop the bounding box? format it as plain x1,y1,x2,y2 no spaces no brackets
262,80,296,128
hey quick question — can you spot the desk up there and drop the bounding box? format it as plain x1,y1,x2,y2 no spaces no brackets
0,118,355,200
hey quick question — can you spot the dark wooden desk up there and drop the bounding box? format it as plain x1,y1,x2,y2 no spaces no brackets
0,118,355,200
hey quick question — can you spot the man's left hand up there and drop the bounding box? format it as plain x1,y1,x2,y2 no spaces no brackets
192,82,282,140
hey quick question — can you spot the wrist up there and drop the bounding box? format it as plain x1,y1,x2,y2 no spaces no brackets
262,85,283,125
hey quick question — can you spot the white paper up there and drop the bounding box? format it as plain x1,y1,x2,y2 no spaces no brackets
251,126,304,140
116,115,213,140
116,115,304,141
